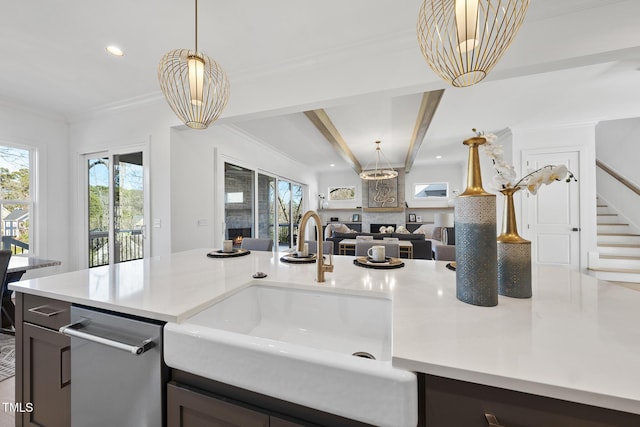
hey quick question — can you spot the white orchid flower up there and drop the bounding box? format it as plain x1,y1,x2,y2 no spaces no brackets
493,162,517,188
474,130,576,195
543,165,568,184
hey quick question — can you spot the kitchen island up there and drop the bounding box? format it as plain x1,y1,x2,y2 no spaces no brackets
10,248,640,426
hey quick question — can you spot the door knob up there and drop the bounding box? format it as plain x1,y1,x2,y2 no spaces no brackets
572,227,581,232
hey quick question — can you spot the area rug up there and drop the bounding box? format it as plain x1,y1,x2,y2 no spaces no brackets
0,334,15,382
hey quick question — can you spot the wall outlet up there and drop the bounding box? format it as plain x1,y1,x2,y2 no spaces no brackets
153,219,161,228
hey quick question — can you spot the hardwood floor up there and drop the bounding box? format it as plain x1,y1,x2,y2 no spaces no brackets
0,376,15,426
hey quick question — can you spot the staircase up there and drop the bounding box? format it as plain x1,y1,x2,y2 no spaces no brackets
588,199,640,283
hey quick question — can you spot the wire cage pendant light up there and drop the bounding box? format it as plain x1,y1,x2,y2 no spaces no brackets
158,0,230,129
417,0,530,87
359,141,398,180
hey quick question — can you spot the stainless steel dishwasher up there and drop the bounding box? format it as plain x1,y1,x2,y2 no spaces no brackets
59,305,166,427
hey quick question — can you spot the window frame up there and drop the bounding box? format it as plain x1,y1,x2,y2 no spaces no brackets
0,141,36,255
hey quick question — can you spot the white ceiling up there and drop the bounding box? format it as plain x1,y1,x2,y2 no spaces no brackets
2,0,639,172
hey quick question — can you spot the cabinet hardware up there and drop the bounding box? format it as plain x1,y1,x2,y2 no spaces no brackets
485,413,504,426
28,304,65,317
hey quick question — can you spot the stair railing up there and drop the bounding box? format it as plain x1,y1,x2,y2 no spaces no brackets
596,160,640,197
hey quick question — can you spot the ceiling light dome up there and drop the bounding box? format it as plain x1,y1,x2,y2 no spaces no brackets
359,141,398,180
417,0,530,87
158,0,230,129
158,49,229,129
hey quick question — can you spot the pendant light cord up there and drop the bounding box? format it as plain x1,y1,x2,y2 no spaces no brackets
194,0,198,52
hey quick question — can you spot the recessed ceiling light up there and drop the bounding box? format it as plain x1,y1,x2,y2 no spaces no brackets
105,45,124,57
435,155,442,159
329,163,335,167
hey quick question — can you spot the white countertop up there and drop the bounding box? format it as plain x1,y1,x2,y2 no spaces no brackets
10,249,640,415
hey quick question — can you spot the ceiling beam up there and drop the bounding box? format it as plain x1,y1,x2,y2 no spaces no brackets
404,89,445,173
304,109,362,174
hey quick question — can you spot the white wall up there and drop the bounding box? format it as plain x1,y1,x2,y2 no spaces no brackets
316,164,463,227
68,99,179,270
595,118,640,231
317,169,362,211
0,102,70,278
405,163,464,209
512,124,597,271
171,125,318,252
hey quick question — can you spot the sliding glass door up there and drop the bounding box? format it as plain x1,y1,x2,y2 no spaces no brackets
257,173,275,242
86,149,147,267
224,163,254,247
226,162,305,251
276,180,303,250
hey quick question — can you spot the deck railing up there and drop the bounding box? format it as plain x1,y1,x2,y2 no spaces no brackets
89,229,143,267
1,236,29,254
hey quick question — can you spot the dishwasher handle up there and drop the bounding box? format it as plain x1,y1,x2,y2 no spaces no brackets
59,319,155,355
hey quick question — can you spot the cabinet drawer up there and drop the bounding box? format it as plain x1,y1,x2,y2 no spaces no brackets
167,382,269,427
422,374,640,427
23,294,70,330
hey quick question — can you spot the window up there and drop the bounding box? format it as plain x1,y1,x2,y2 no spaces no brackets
224,163,254,246
224,161,306,251
413,182,449,199
0,144,34,254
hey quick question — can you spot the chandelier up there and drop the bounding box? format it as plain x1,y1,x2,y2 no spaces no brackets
359,141,398,180
417,0,530,87
158,0,230,129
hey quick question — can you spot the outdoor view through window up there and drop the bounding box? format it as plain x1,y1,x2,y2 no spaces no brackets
0,145,32,254
88,152,144,267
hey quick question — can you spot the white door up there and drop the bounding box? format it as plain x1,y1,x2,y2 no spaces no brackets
522,150,580,269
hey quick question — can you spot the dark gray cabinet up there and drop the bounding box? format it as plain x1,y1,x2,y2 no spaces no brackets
16,293,71,427
168,382,309,427
168,382,269,427
420,374,640,427
168,371,367,427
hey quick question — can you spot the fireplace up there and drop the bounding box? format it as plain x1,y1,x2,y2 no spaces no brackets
370,223,396,233
228,228,252,247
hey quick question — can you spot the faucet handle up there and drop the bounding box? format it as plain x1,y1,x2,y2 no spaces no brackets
323,263,334,273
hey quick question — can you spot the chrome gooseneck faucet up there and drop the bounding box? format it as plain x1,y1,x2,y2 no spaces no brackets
298,210,333,282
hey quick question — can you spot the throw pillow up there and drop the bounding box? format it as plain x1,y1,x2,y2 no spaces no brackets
335,223,352,233
432,226,443,241
413,224,435,236
396,226,410,234
324,224,335,239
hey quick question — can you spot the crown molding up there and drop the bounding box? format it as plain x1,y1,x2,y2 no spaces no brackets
0,97,66,123
67,92,166,124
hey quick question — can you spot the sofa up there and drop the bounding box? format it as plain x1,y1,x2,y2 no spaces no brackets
326,224,439,259
324,223,454,260
327,231,432,259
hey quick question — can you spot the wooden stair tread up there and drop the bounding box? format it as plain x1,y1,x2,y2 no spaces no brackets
606,282,640,291
588,267,640,274
600,254,640,260
598,243,640,248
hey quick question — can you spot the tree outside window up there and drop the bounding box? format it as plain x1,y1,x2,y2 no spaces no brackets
0,145,33,254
